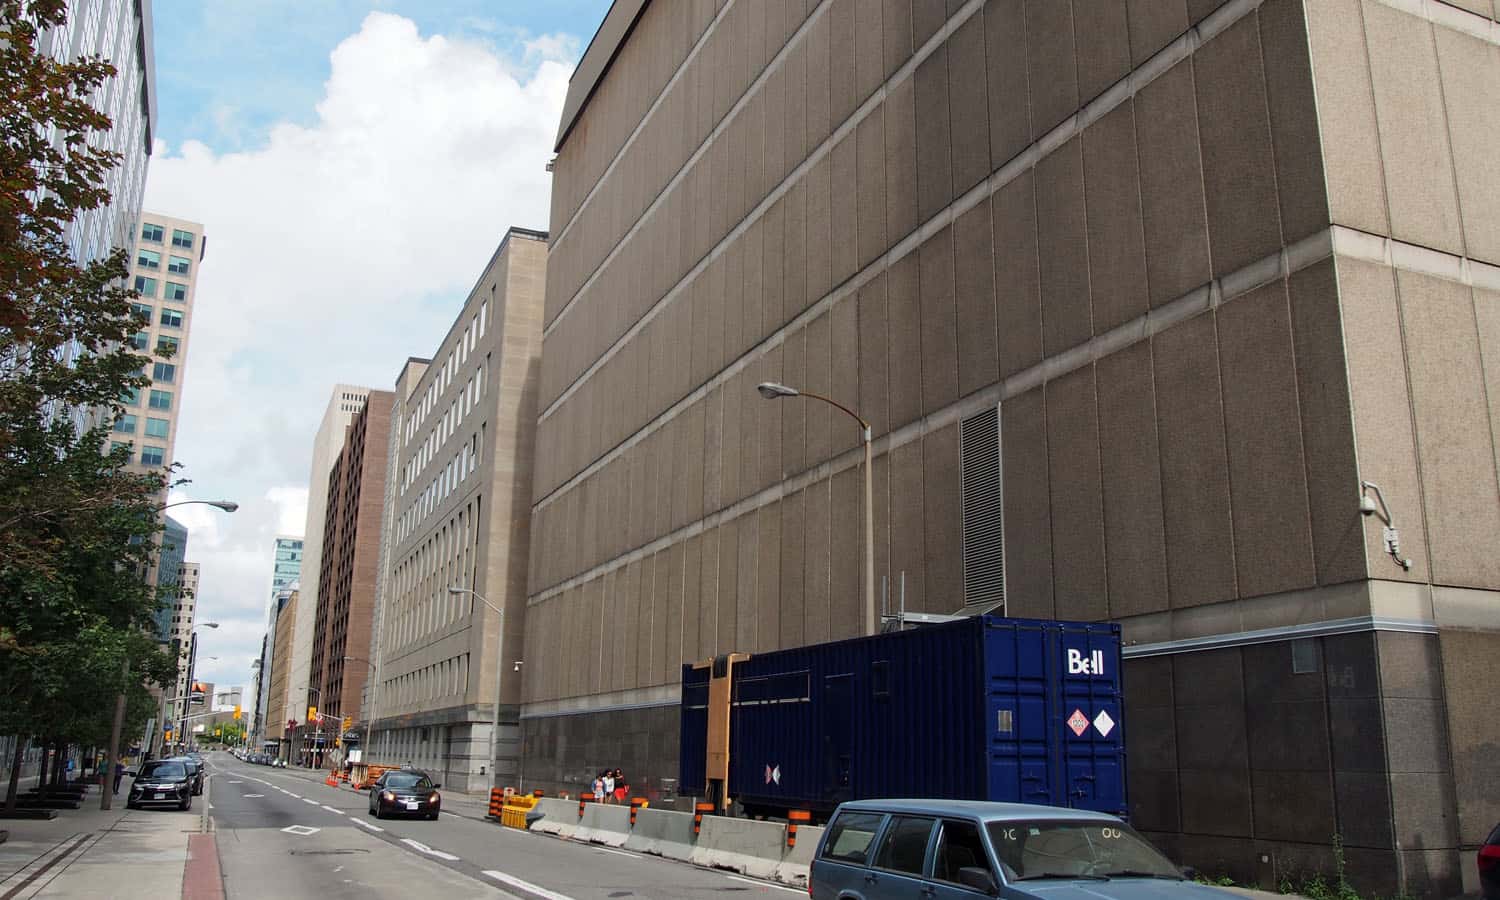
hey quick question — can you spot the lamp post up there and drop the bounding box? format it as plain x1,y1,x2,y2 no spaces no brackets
757,382,877,637
448,586,505,789
176,626,219,755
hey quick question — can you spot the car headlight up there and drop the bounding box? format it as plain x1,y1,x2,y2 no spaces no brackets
428,793,440,805
381,791,394,802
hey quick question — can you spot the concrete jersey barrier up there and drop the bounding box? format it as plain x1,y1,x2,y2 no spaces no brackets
689,816,790,882
622,807,698,862
528,797,580,839
573,802,631,847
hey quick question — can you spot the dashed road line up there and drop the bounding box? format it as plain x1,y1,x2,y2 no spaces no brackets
483,870,576,900
350,818,383,833
321,805,343,815
286,793,300,799
302,798,318,805
593,848,639,859
400,838,460,861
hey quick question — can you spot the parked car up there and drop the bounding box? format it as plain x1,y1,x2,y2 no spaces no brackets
1481,821,1500,900
811,799,1233,900
127,760,193,811
368,768,441,820
168,756,205,795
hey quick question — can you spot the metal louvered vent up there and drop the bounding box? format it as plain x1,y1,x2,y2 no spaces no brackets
960,405,1005,614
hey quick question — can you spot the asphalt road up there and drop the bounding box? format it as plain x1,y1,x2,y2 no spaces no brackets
202,751,802,900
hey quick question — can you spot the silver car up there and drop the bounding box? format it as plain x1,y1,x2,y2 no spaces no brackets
811,799,1235,900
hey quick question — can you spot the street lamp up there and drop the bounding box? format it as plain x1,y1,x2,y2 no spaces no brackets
756,382,877,637
160,499,239,513
448,586,506,788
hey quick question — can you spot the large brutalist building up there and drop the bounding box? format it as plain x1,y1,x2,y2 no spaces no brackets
522,1,1500,895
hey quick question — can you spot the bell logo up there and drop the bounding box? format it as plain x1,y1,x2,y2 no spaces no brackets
1067,648,1106,676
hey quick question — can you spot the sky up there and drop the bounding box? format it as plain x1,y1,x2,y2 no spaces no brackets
141,0,611,703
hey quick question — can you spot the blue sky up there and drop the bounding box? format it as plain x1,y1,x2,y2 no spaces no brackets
143,1,610,710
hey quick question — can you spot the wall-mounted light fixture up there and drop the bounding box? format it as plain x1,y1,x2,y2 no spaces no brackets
1360,481,1412,570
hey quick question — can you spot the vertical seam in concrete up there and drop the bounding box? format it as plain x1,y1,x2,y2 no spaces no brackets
1210,301,1243,602
1069,0,1097,342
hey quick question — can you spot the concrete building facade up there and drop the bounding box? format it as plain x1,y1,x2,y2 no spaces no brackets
366,228,547,792
527,1,1500,896
306,391,393,760
275,388,370,747
264,586,298,752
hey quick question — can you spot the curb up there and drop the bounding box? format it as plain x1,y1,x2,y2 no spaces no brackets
182,833,224,900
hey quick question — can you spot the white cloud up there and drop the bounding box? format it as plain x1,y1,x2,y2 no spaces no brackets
145,11,570,697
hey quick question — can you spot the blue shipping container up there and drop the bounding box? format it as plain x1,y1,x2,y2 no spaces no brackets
679,616,1125,818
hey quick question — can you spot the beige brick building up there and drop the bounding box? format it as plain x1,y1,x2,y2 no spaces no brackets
525,1,1500,895
364,227,547,792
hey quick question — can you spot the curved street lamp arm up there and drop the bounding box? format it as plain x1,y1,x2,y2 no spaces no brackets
790,389,871,435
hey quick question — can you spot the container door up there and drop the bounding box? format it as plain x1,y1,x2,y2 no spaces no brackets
1054,625,1126,816
982,621,1053,804
823,674,854,805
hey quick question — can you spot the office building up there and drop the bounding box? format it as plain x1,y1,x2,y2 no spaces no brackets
111,213,205,472
150,517,189,643
264,585,298,754
41,0,157,269
271,536,304,602
252,584,294,748
367,227,546,791
527,2,1500,895
274,388,370,748
303,390,393,765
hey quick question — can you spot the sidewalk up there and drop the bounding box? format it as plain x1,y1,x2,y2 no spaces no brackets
0,787,196,898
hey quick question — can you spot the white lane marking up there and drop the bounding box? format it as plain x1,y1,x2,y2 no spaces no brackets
302,798,319,805
281,825,320,836
483,871,576,900
208,804,215,810
321,805,344,815
725,875,803,894
228,781,243,785
400,838,460,861
350,817,384,833
286,793,301,799
243,794,265,798
593,848,639,859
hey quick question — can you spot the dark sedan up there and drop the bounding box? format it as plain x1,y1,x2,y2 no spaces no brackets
1481,822,1499,900
127,760,193,811
169,756,205,795
368,769,441,820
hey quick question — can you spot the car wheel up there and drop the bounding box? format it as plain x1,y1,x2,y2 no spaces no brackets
428,811,439,821
126,801,138,810
180,795,192,811
373,803,383,819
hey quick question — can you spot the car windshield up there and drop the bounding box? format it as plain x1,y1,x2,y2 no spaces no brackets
987,819,1182,881
138,762,186,780
384,773,432,790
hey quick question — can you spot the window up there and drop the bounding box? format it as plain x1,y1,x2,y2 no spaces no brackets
167,255,190,275
172,229,194,249
137,248,160,269
145,417,170,438
129,331,149,351
160,308,183,328
153,362,176,383
986,819,1182,881
112,413,137,434
110,441,133,461
822,812,886,865
156,336,179,356
134,275,157,297
130,302,153,322
149,390,173,411
874,816,935,875
120,386,140,406
164,281,187,301
933,820,994,886
140,445,165,466
141,223,164,242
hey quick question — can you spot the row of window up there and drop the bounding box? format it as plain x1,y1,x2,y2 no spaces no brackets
128,332,181,357
129,299,184,328
403,301,487,449
135,276,189,301
110,440,166,466
391,504,479,651
112,413,172,438
398,429,481,545
381,654,470,711
118,387,173,410
140,223,194,249
402,363,485,497
136,248,192,275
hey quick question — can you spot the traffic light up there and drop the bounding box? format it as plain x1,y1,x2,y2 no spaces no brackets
165,729,173,741
342,715,352,732
233,705,242,720
307,705,317,722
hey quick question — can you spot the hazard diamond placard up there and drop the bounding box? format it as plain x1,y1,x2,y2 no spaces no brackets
1067,708,1089,737
1093,709,1116,738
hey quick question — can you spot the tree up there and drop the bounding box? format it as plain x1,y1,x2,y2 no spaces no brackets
0,0,181,808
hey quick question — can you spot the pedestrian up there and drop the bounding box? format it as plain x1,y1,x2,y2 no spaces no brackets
591,772,605,803
602,769,615,804
613,769,628,804
112,760,125,795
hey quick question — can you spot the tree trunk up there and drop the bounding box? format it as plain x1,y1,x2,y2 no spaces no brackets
4,738,24,811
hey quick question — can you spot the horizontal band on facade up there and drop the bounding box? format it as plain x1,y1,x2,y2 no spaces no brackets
1121,614,1439,659
519,696,679,722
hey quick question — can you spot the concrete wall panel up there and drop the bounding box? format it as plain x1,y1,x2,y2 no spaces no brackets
1096,341,1170,618
806,154,833,309
1154,312,1237,607
858,275,891,439
831,135,859,287
947,14,991,197
1126,0,1188,67
757,502,782,654
924,423,963,613
1073,0,1131,105
1218,280,1317,598
1046,367,1107,621
1259,0,1330,243
888,437,928,615
993,172,1043,377
780,489,806,650
1001,387,1054,617
856,109,888,271
984,0,1031,169
1036,137,1092,355
1025,0,1079,140
830,468,863,635
1083,101,1149,333
1303,0,1389,236
1434,26,1500,265
804,480,832,645
915,43,954,223
883,0,914,79
886,252,924,430
919,227,960,416
885,76,920,247
954,197,999,397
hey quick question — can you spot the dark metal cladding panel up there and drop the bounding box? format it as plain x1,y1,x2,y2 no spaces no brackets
676,616,1125,817
678,664,710,793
